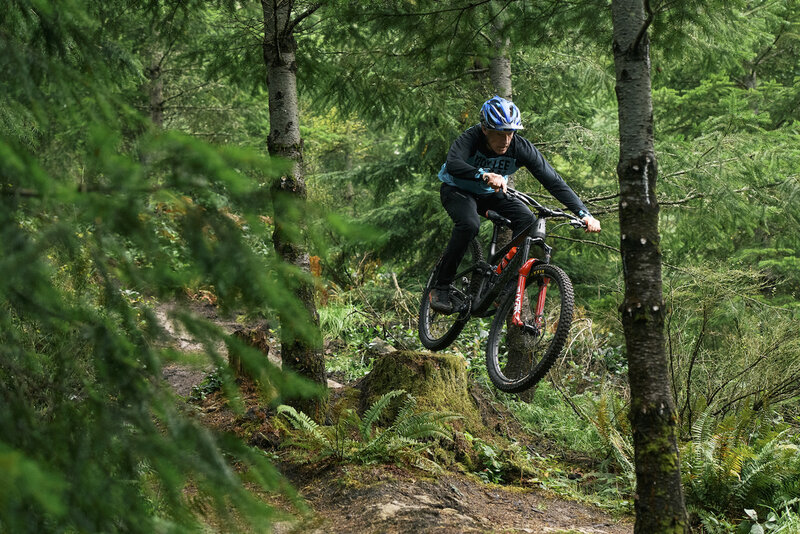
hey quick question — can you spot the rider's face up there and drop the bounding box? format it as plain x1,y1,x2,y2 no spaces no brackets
482,126,514,155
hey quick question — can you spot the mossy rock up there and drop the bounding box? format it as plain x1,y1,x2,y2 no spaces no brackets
358,350,483,431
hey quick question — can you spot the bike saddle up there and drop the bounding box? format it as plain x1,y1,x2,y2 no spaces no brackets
484,210,512,226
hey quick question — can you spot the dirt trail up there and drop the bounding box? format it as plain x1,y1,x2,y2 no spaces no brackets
158,301,632,533
276,465,632,534
162,366,633,534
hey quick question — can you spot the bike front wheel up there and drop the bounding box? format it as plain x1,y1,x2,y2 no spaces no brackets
418,239,482,351
485,263,574,393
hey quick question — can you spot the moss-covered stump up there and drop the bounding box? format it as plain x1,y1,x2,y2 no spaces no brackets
230,327,271,379
358,350,483,431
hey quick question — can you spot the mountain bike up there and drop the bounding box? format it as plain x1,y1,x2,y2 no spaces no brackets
418,188,586,393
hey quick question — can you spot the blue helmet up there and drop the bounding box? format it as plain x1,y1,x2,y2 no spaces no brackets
480,96,524,131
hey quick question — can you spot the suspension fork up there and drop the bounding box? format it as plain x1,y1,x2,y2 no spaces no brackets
512,258,549,327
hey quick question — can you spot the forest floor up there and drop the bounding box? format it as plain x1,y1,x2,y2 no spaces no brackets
158,301,634,533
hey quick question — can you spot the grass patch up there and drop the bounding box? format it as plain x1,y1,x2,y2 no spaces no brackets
161,348,213,369
505,381,604,455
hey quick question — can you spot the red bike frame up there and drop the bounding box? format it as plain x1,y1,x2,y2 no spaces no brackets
511,258,549,328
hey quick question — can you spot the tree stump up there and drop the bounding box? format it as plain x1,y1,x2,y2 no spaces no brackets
230,327,271,379
358,350,482,430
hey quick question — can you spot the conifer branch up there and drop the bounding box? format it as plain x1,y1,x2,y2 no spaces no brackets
471,0,513,43
366,0,493,18
156,30,183,72
586,192,620,202
588,179,789,215
2,184,164,198
162,81,216,103
663,156,745,178
412,68,489,88
740,24,787,87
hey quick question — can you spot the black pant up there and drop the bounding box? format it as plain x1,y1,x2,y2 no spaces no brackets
436,183,535,288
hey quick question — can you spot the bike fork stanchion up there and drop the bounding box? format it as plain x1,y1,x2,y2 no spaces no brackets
511,257,543,327
535,278,549,329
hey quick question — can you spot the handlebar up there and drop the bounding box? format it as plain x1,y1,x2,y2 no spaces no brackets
506,187,587,229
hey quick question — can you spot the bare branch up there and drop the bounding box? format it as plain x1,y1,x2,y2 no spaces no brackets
680,306,707,427
632,0,654,54
706,333,791,407
549,234,621,254
288,2,322,34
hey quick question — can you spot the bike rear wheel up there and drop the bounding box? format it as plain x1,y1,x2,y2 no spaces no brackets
485,263,574,393
418,239,483,351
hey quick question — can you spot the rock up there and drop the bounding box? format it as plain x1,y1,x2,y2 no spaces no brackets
367,337,396,355
327,378,344,389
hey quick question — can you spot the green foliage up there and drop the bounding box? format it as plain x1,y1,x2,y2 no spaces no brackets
0,0,325,531
278,390,461,468
319,301,372,343
189,367,224,401
683,410,800,522
462,433,506,484
664,265,800,428
3,0,800,528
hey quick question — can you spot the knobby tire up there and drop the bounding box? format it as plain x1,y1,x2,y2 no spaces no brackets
485,263,574,393
418,239,483,351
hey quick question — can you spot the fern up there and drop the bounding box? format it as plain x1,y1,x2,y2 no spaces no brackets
277,404,333,451
683,409,800,518
585,387,635,485
735,430,794,504
278,390,462,467
359,389,406,441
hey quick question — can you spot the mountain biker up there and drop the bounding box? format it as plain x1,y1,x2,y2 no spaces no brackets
430,95,601,314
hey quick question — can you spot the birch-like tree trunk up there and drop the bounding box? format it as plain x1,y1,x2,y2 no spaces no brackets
489,35,512,101
262,0,326,420
610,1,689,531
486,26,534,392
146,53,164,128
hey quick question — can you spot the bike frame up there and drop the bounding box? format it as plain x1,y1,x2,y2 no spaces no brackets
452,219,552,319
450,188,578,324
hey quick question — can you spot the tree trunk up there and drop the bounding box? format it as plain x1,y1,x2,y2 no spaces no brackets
610,1,689,531
489,37,512,100
359,350,482,430
487,36,535,399
146,53,164,128
262,0,326,421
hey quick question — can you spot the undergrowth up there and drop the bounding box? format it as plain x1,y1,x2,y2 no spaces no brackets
317,274,800,526
277,390,461,470
684,409,800,530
